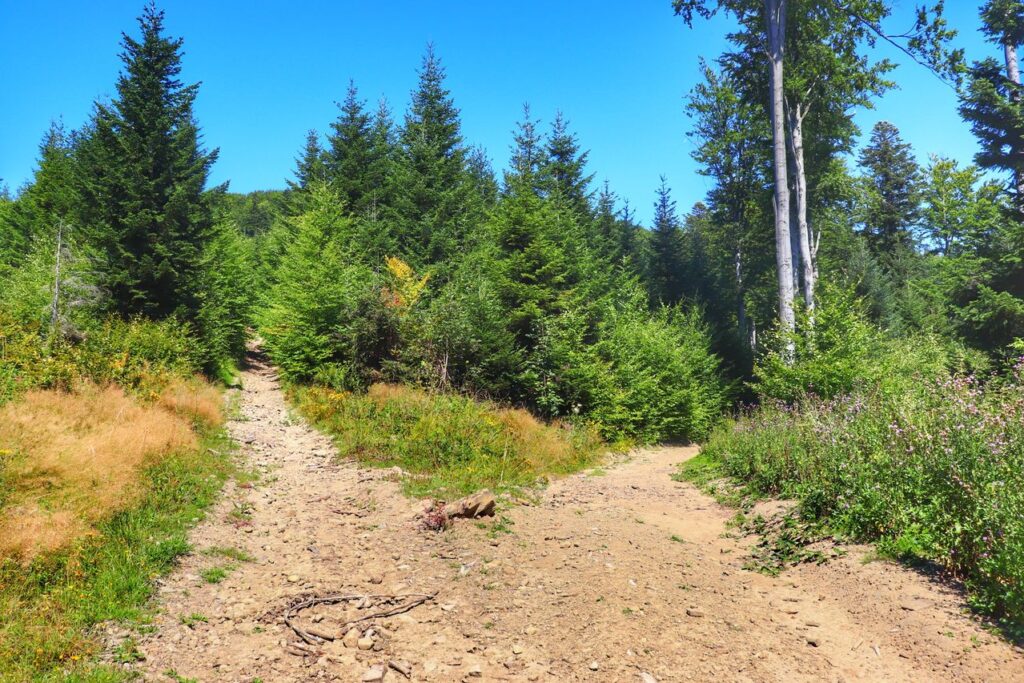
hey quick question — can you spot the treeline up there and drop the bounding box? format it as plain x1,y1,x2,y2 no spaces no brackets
254,50,725,442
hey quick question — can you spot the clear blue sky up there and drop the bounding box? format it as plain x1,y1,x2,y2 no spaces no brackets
0,1,999,226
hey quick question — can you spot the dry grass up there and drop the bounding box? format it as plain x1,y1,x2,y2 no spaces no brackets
298,382,604,498
158,378,225,429
0,382,220,561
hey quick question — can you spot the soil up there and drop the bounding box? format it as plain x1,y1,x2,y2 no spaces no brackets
124,350,1024,682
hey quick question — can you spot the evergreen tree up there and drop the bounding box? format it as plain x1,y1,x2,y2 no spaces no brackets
1,123,80,265
327,81,374,212
364,98,399,222
507,104,544,191
961,0,1024,212
290,129,328,191
541,111,594,219
394,45,474,264
76,3,219,320
857,121,921,257
649,177,685,305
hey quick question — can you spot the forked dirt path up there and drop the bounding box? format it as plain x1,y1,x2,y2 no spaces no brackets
127,351,1024,682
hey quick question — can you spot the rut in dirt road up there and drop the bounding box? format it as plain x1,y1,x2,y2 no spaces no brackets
124,350,1024,682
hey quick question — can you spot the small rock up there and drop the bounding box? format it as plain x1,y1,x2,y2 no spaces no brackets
640,674,658,683
441,603,456,612
361,664,386,682
589,661,600,671
686,608,705,618
467,663,483,677
287,575,300,583
358,636,375,651
343,629,361,648
806,637,820,647
512,644,524,655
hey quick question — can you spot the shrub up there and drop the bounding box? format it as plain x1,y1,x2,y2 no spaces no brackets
295,383,603,498
0,313,200,405
755,286,963,403
700,363,1024,625
528,283,725,444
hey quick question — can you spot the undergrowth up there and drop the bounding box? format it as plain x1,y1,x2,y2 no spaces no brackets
294,382,605,498
692,364,1024,631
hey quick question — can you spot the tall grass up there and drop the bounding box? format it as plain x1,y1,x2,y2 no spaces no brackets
694,363,1024,626
296,383,605,498
0,383,234,682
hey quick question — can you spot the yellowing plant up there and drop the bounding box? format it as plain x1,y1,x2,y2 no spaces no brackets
383,256,430,313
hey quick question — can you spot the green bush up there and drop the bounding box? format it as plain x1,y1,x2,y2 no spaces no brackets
0,313,199,405
701,363,1024,625
529,284,725,443
755,286,965,403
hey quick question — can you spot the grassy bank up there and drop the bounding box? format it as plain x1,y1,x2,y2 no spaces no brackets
683,366,1024,628
295,383,605,498
0,383,236,682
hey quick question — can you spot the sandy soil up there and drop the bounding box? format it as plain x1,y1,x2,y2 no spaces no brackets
123,349,1024,682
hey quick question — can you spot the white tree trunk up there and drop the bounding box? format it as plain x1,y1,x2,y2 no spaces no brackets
1004,41,1024,205
765,0,796,356
787,104,816,312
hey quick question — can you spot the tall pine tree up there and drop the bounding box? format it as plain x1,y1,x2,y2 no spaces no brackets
77,2,219,320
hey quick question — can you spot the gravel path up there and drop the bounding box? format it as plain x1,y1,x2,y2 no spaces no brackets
128,348,1024,682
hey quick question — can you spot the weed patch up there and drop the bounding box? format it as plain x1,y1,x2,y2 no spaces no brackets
295,383,605,498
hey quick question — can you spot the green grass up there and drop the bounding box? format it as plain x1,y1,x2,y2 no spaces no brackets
201,546,254,563
294,383,605,498
200,566,232,584
0,429,238,682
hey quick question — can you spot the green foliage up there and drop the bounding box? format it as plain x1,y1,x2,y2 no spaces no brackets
754,286,957,403
701,365,1024,625
0,312,200,406
529,283,725,443
75,5,219,324
295,383,603,498
259,185,389,388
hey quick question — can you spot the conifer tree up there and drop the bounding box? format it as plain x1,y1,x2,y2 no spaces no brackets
76,2,218,320
394,45,474,264
857,121,921,257
508,104,544,190
327,81,374,212
290,130,328,191
649,178,685,305
542,111,594,218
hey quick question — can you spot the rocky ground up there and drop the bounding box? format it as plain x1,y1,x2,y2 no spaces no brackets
122,349,1024,682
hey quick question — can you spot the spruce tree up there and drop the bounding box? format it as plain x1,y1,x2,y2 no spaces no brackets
857,122,921,257
327,81,374,212
76,3,218,320
508,104,544,189
542,111,594,218
649,177,685,304
290,129,328,191
394,45,474,264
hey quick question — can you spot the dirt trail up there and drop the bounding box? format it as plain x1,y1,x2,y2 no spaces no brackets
128,351,1024,682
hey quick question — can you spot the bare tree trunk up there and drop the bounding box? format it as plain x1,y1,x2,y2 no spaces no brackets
1004,41,1024,207
765,0,796,357
787,104,816,312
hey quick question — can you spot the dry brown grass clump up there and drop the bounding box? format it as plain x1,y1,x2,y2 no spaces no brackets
158,378,225,429
0,383,214,561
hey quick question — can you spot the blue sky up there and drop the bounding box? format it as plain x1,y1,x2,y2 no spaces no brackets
0,1,999,225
